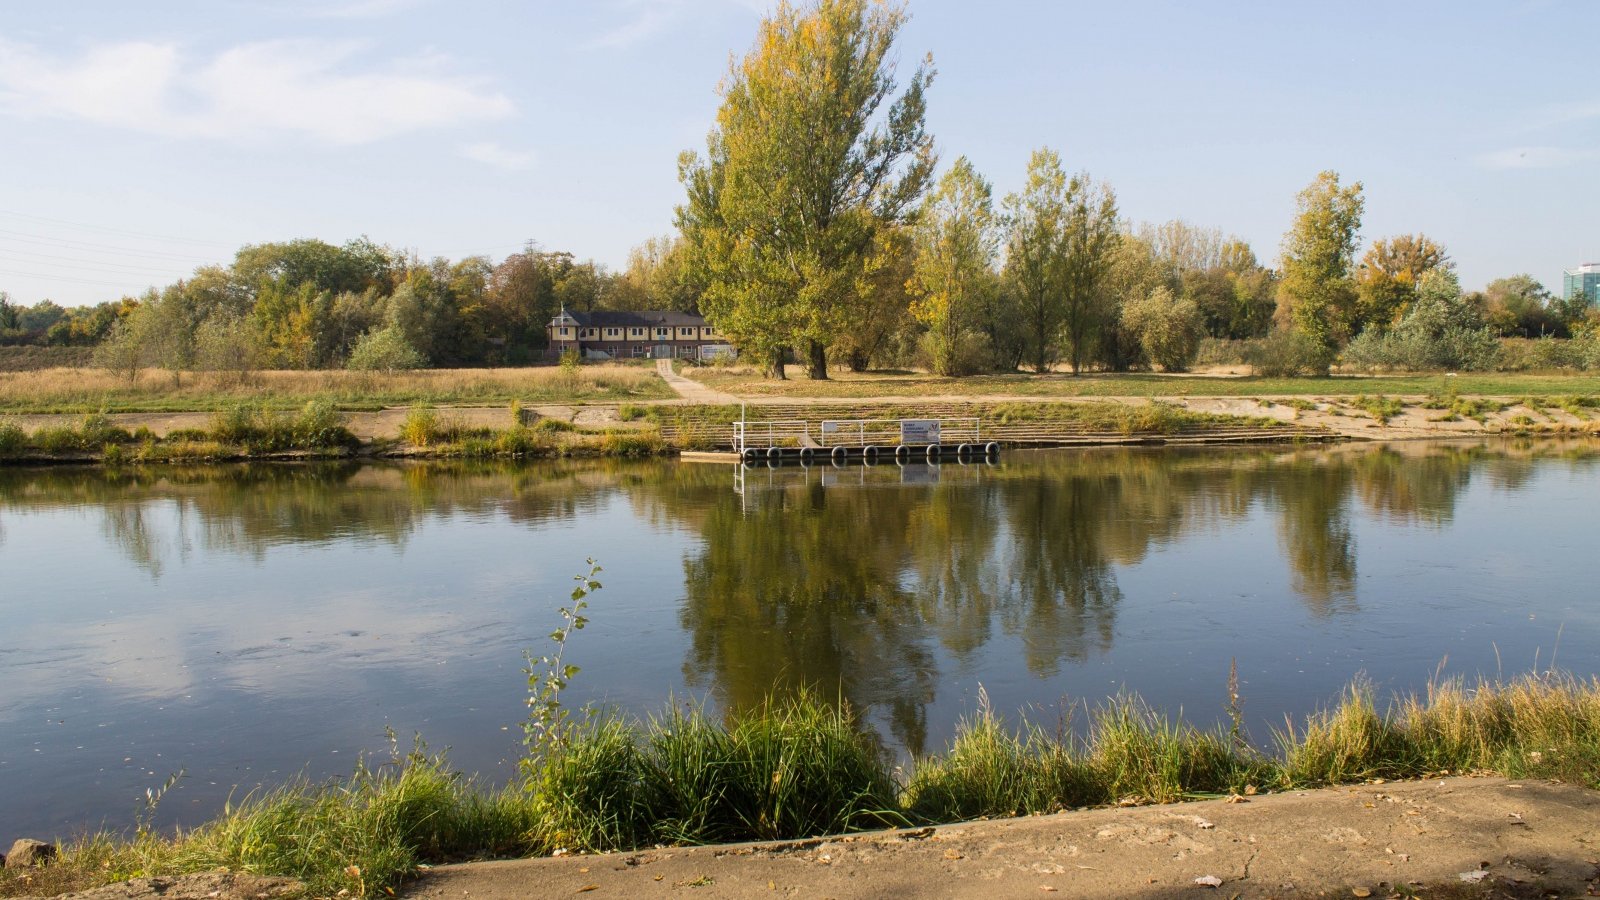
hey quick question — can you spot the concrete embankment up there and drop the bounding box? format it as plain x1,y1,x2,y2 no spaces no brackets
400,777,1600,899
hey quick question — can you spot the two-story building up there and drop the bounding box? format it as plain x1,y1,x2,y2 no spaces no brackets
546,309,734,361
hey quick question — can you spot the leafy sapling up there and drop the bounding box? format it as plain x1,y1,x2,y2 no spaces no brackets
522,559,603,773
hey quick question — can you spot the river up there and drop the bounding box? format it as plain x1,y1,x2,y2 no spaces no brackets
1,440,1595,843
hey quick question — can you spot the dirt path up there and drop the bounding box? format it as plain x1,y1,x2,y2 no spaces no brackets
655,359,740,404
401,777,1600,899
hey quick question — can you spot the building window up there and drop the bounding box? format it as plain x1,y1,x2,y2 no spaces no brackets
559,327,569,336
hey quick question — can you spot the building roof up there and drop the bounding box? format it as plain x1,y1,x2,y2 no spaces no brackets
550,309,707,328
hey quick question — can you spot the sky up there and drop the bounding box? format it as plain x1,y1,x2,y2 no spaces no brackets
0,0,1596,307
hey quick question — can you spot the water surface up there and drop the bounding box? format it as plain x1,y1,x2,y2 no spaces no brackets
1,441,1595,843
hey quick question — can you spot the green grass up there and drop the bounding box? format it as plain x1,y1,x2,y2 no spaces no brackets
10,672,1599,899
0,403,359,463
1353,394,1405,425
0,742,541,900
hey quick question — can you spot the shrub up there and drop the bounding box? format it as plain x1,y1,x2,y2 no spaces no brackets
1121,286,1205,372
599,428,665,457
80,411,131,446
347,325,426,373
0,422,27,454
294,399,354,449
401,406,439,447
208,403,263,445
1246,329,1332,376
31,425,84,453
1343,272,1501,372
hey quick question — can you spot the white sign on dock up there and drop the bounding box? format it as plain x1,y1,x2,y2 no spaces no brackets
900,419,941,444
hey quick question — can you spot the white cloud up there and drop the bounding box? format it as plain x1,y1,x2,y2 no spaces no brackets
460,140,535,171
1476,146,1599,170
0,37,512,145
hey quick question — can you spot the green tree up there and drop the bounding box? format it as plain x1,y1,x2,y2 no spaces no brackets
1121,285,1205,371
836,223,917,371
233,237,396,298
1003,148,1070,372
1481,274,1554,337
1276,171,1364,357
194,310,263,384
1058,173,1120,373
1355,233,1450,330
92,287,199,384
908,157,999,376
1095,234,1167,371
678,0,936,379
1343,269,1499,371
617,236,704,313
1138,219,1226,276
0,292,18,339
346,324,426,372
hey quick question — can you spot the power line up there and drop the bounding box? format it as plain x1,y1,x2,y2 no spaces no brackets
0,209,238,248
0,249,189,277
0,230,223,262
0,268,157,289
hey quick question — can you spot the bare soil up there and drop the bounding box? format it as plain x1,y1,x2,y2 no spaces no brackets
400,777,1600,899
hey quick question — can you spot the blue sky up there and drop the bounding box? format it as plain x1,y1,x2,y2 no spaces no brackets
1,0,1595,306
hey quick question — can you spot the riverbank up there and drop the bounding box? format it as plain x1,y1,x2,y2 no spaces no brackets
0,398,1332,466
4,673,1598,899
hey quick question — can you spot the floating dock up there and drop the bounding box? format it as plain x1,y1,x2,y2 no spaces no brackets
732,415,999,465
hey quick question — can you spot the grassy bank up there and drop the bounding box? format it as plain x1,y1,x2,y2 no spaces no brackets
0,365,671,414
7,674,1597,899
685,366,1600,400
0,403,671,464
388,405,667,459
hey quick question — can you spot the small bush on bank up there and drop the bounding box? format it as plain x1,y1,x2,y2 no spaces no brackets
1246,329,1332,376
401,406,440,446
0,422,24,454
599,428,666,457
205,401,356,452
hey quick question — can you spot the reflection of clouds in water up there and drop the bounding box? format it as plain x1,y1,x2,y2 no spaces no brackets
0,582,512,715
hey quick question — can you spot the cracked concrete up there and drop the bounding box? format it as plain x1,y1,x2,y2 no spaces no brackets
401,777,1600,899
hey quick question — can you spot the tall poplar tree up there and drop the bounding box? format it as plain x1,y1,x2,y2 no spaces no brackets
1003,148,1069,373
1058,174,1119,374
677,0,936,379
908,157,998,376
1276,171,1365,353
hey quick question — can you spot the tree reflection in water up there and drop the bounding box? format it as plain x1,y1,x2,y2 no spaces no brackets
1,440,1595,756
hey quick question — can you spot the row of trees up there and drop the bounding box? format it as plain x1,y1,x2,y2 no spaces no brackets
0,234,710,377
668,0,1595,379
4,0,1594,377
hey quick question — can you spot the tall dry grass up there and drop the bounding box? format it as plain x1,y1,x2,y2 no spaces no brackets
0,365,671,413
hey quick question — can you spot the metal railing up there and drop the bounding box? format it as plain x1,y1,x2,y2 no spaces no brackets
732,420,812,455
735,417,983,453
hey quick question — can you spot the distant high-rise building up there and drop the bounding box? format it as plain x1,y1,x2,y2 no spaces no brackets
1565,263,1600,305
